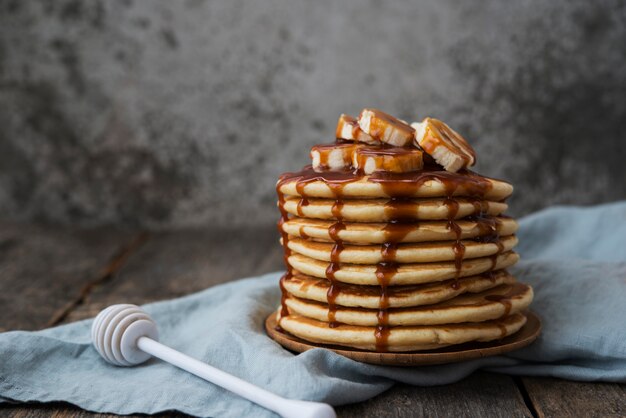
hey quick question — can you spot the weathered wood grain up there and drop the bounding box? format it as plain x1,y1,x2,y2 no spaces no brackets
0,402,186,417
522,377,626,418
63,226,284,322
337,373,533,418
0,222,137,331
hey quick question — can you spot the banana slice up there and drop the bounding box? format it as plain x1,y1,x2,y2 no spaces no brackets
336,114,377,144
311,142,361,170
353,146,423,174
412,117,476,172
358,108,415,146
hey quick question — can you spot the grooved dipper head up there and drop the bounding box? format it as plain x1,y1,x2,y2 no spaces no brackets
91,304,159,366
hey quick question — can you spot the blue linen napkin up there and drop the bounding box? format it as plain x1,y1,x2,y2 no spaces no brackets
1,201,626,417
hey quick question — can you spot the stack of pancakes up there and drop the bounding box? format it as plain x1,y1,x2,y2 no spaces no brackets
274,112,533,353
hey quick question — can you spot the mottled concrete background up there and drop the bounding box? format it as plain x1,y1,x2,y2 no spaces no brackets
1,0,625,228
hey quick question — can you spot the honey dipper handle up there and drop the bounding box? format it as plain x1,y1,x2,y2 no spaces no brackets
136,337,336,418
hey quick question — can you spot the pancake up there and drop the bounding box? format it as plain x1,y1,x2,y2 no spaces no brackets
282,197,507,222
285,235,518,264
283,283,533,326
277,311,527,352
277,170,513,201
282,270,517,308
287,251,519,285
282,216,518,244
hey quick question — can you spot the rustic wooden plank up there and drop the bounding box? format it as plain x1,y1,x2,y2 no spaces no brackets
0,402,186,417
522,377,626,418
337,373,533,418
0,222,137,332
64,225,284,322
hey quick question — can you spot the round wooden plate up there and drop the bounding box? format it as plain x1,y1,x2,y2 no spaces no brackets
265,311,541,366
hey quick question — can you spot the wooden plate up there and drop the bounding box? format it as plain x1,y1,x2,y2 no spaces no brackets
265,311,541,366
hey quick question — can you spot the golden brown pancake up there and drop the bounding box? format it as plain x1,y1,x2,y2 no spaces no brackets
287,251,519,285
281,216,518,244
283,283,533,326
278,172,513,201
285,235,517,264
281,271,516,308
277,310,527,352
282,196,507,222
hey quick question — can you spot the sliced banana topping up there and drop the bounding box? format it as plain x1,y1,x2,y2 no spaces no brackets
353,146,423,174
358,108,415,147
311,142,361,171
412,117,476,172
336,114,377,144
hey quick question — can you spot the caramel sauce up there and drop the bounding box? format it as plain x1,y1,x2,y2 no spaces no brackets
485,283,527,318
381,242,399,262
278,164,493,200
331,199,344,220
277,159,504,347
296,196,309,217
374,262,397,352
325,207,347,326
382,219,416,243
328,221,346,241
383,198,420,221
325,257,342,328
369,167,492,198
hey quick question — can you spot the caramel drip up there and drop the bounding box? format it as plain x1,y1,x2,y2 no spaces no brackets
374,262,397,352
328,221,346,242
469,197,488,216
325,254,342,328
296,196,309,217
470,216,504,271
298,225,309,240
384,198,419,221
451,241,466,290
381,242,399,262
382,219,417,244
331,199,344,220
326,195,346,327
485,283,527,318
369,166,492,198
443,195,464,290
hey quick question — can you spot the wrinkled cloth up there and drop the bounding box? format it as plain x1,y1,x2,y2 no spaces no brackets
1,201,625,417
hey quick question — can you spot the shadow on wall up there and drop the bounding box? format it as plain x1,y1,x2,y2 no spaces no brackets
0,0,624,228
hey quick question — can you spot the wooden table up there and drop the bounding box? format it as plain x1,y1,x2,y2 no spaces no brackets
1,222,624,418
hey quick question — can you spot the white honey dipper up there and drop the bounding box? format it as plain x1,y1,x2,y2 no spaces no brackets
91,304,336,418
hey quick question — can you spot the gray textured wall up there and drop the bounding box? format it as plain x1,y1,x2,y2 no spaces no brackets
1,0,625,228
